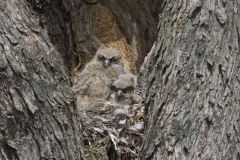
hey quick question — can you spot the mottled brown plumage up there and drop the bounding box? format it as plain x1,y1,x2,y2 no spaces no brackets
72,47,125,107
110,73,140,105
94,47,125,79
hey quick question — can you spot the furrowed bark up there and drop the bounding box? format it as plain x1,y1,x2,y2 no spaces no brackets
142,0,240,159
0,1,83,159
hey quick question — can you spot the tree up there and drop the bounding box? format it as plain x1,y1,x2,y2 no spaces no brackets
0,0,83,159
141,0,240,159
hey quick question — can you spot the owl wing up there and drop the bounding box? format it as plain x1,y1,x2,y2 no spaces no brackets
72,62,102,93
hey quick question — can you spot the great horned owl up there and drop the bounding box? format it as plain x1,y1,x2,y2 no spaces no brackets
110,73,140,105
72,47,125,107
93,47,125,79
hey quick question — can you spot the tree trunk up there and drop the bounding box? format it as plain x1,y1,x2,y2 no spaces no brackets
141,0,240,159
0,0,83,159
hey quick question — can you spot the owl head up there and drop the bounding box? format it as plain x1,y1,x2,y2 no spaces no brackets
111,73,136,101
94,47,123,68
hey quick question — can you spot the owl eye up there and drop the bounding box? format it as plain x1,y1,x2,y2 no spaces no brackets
111,57,119,64
124,86,134,91
97,55,105,61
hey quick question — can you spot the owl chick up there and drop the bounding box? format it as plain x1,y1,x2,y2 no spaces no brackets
93,47,125,79
110,73,140,105
72,47,125,107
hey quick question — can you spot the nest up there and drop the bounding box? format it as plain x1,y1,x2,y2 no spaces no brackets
78,101,144,160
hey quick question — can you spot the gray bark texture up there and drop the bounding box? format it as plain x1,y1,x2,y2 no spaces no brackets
0,0,83,159
141,0,240,159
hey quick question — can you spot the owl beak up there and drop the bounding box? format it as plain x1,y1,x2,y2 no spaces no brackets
116,90,124,99
103,59,111,68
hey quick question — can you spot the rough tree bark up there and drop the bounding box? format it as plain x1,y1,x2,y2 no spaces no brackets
141,0,240,159
0,0,83,159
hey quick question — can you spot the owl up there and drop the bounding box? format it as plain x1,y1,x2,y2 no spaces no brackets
110,73,140,105
93,47,125,79
72,47,125,107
